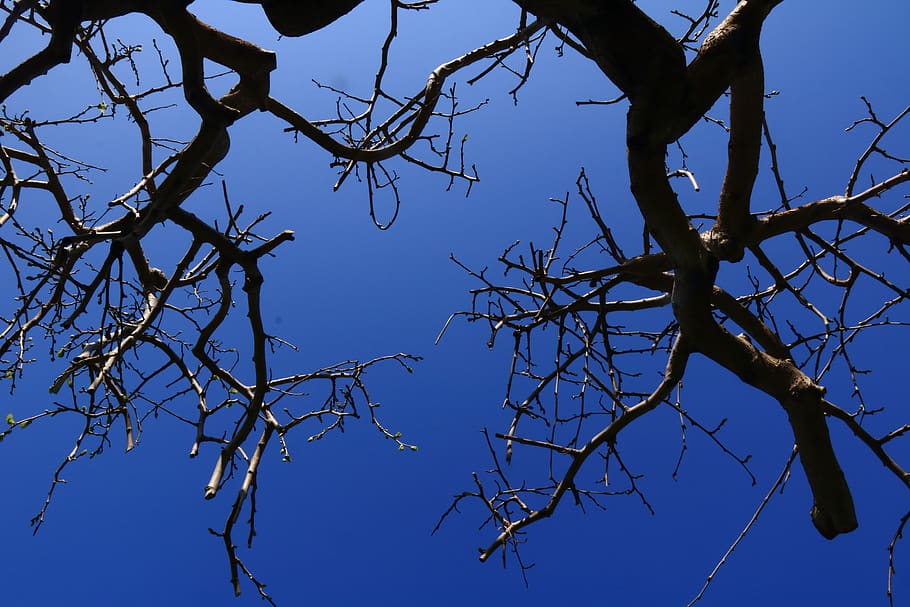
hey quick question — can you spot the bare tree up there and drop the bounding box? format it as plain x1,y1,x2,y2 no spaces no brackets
1,0,908,604
435,1,910,603
0,0,544,601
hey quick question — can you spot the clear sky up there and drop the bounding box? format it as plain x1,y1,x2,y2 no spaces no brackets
3,1,910,605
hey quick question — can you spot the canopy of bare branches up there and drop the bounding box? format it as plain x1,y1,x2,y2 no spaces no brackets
1,1,908,604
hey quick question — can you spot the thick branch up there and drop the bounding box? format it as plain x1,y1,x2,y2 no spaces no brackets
693,319,857,538
682,0,783,135
711,43,764,261
755,170,910,244
0,0,80,103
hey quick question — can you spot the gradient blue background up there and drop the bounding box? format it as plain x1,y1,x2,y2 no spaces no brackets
3,1,910,605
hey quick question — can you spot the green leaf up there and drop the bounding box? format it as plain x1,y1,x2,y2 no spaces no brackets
5,413,14,426
18,420,30,429
409,445,418,452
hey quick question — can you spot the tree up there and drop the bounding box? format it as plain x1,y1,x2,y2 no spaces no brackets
1,0,909,604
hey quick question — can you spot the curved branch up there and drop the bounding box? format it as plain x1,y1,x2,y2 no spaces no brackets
755,169,910,244
266,18,546,162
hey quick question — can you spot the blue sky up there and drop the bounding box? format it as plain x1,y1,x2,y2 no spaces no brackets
3,1,910,605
